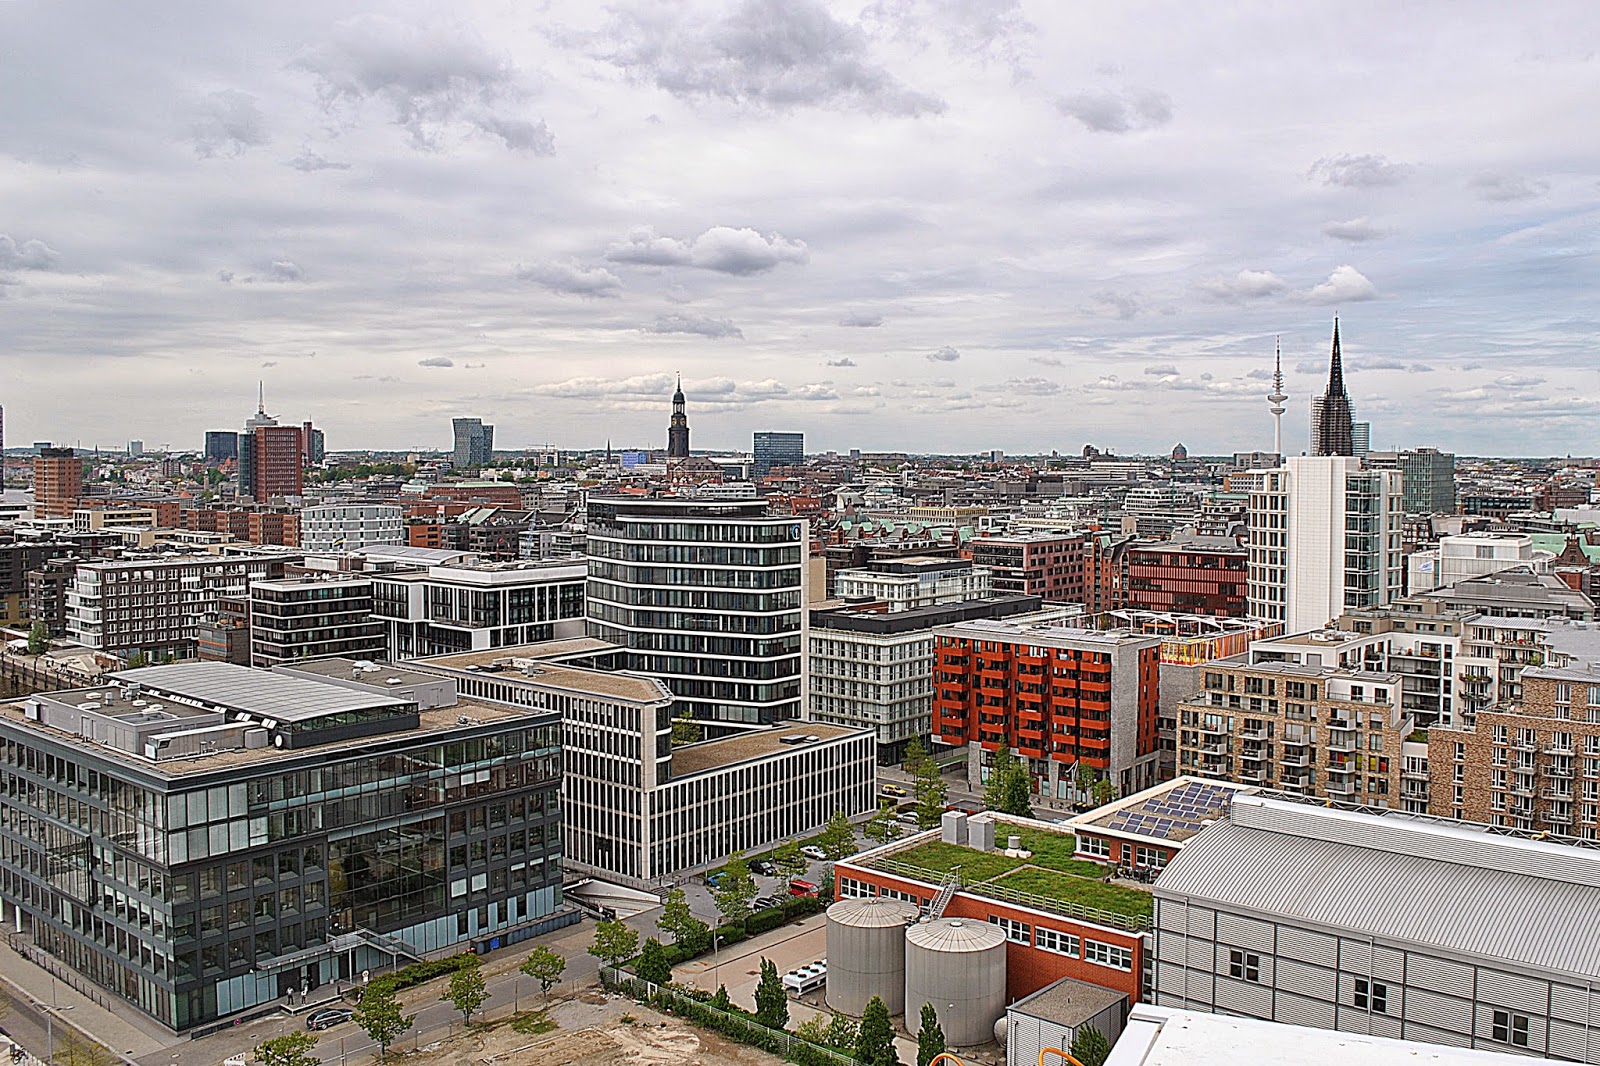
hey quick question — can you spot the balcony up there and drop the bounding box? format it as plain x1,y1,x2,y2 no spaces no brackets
1401,767,1428,781
1541,786,1574,801
1197,742,1229,756
1543,766,1574,779
1513,739,1539,753
1509,781,1537,798
1239,728,1268,741
1281,752,1312,768
1325,737,1358,755
1239,749,1269,764
1324,779,1358,796
1197,721,1230,736
1545,744,1576,757
1236,768,1269,784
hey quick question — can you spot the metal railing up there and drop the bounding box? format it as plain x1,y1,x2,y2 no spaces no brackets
867,858,1152,932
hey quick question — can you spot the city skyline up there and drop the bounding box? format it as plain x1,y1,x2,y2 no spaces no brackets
2,3,1597,453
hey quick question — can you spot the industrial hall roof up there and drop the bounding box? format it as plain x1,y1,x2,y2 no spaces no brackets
1154,794,1600,980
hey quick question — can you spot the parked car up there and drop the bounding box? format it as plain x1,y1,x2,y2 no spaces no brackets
705,871,726,888
754,895,784,910
306,1008,353,1031
896,812,921,826
801,845,827,861
750,860,777,876
880,783,908,797
789,879,818,897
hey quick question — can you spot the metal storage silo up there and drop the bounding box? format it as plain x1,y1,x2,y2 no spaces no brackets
825,897,919,1015
904,917,1007,1046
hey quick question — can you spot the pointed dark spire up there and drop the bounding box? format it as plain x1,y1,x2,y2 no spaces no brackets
1313,316,1355,456
1327,315,1345,395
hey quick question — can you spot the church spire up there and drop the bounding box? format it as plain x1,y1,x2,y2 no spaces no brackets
667,374,690,459
1312,316,1355,456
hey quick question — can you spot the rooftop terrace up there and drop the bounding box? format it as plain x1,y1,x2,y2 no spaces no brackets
856,818,1153,932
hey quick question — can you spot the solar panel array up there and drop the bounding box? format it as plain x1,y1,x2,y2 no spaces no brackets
1098,780,1235,841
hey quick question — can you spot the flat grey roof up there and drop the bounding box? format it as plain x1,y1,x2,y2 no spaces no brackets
1011,974,1126,1026
1156,795,1600,979
277,659,444,689
114,662,404,723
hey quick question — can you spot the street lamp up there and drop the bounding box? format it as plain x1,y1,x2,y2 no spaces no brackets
35,1002,74,1063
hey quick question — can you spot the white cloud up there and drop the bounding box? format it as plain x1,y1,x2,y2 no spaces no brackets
606,226,808,275
647,312,744,338
926,346,960,362
1305,265,1379,305
1143,364,1179,377
1309,154,1410,187
418,356,455,367
1200,269,1287,303
188,89,269,158
1057,88,1173,133
1470,173,1550,202
1322,217,1389,242
0,235,60,270
515,260,624,298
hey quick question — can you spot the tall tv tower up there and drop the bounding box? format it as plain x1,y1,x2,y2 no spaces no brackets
1267,337,1288,459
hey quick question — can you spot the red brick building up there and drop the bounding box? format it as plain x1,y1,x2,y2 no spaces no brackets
932,620,1162,798
971,534,1088,603
1122,537,1247,617
33,448,83,519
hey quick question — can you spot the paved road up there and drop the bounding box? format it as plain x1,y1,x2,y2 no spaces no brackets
0,989,64,1062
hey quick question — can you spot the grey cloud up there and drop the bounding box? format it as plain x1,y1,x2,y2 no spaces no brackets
606,226,808,275
1471,173,1550,202
1496,373,1546,388
1322,217,1389,242
1200,269,1287,303
266,260,304,283
0,235,60,270
188,90,269,158
1305,265,1378,304
515,260,624,298
1245,368,1273,381
1091,291,1142,319
600,0,945,116
1409,364,1435,373
286,150,351,172
1029,355,1064,367
1294,360,1323,375
926,346,960,362
216,270,234,284
839,312,884,327
1144,364,1179,377
293,15,547,152
980,376,1061,396
1309,154,1410,187
827,357,857,366
647,312,744,338
418,356,455,367
1358,357,1408,370
1057,89,1173,134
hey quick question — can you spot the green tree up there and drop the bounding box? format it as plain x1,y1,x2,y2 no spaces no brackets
636,937,672,986
442,956,488,1023
773,840,807,879
1092,779,1116,809
710,984,731,1012
254,1031,321,1066
825,1012,859,1051
999,757,1034,816
657,887,710,955
519,946,565,1002
353,983,414,1062
588,919,640,970
26,620,49,656
817,809,857,860
818,869,835,905
913,760,948,830
1070,1023,1112,1066
125,651,150,669
916,1003,947,1066
754,957,788,1029
52,1034,113,1066
670,717,703,745
864,800,900,845
902,736,930,776
711,853,757,932
984,744,1016,810
855,996,900,1066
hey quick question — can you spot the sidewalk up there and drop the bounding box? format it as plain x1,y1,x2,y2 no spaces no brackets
0,937,179,1060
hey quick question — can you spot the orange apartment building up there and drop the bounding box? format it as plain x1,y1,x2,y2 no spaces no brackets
33,448,83,519
932,618,1162,800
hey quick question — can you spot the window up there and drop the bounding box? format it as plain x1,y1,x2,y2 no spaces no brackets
1228,948,1260,982
989,915,1031,944
1492,1010,1529,1047
1354,978,1388,1013
1080,836,1110,859
1035,928,1080,956
1085,940,1133,971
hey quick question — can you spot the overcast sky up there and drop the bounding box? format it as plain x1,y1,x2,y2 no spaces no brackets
2,2,1597,456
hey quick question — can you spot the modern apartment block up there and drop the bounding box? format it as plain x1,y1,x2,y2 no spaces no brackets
248,574,387,667
451,418,494,470
585,496,807,726
1123,537,1247,618
238,425,305,502
203,431,238,463
1175,654,1411,807
970,534,1088,604
412,644,874,886
932,619,1162,799
834,556,993,609
0,661,567,1031
1242,456,1404,631
299,504,405,554
369,557,586,659
1366,447,1456,516
33,448,82,519
809,592,1051,764
65,553,298,660
1429,665,1600,837
752,431,804,475
1408,532,1553,594
1153,793,1600,1062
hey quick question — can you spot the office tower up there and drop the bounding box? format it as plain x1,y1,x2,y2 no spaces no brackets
451,417,494,469
1310,318,1355,456
240,425,304,501
0,661,566,1030
752,431,803,474
666,376,690,459
1266,338,1287,459
1352,421,1371,457
1367,447,1457,514
302,423,325,465
33,447,82,518
204,431,238,462
586,496,806,725
127,440,144,457
1242,455,1404,631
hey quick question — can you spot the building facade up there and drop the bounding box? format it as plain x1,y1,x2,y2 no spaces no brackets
586,496,806,726
239,426,304,502
1153,793,1600,1062
300,504,406,554
450,418,494,470
369,558,586,660
248,575,388,667
33,448,82,519
1243,456,1404,631
932,620,1162,799
752,431,804,475
971,534,1088,604
1123,538,1247,618
0,661,566,1031
1367,448,1456,515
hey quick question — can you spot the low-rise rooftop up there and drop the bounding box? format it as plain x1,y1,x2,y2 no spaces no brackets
1071,777,1248,845
670,723,865,776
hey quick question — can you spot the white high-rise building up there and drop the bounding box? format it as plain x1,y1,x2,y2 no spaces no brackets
300,503,406,553
1243,455,1404,631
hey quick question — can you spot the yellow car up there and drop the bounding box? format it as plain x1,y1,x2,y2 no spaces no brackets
881,784,908,797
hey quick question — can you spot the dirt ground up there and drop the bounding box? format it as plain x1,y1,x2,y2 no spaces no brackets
400,989,782,1066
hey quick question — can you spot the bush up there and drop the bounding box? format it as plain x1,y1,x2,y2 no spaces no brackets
366,953,478,997
746,906,787,937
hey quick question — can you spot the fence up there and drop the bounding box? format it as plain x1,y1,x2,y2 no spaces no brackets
599,967,857,1066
